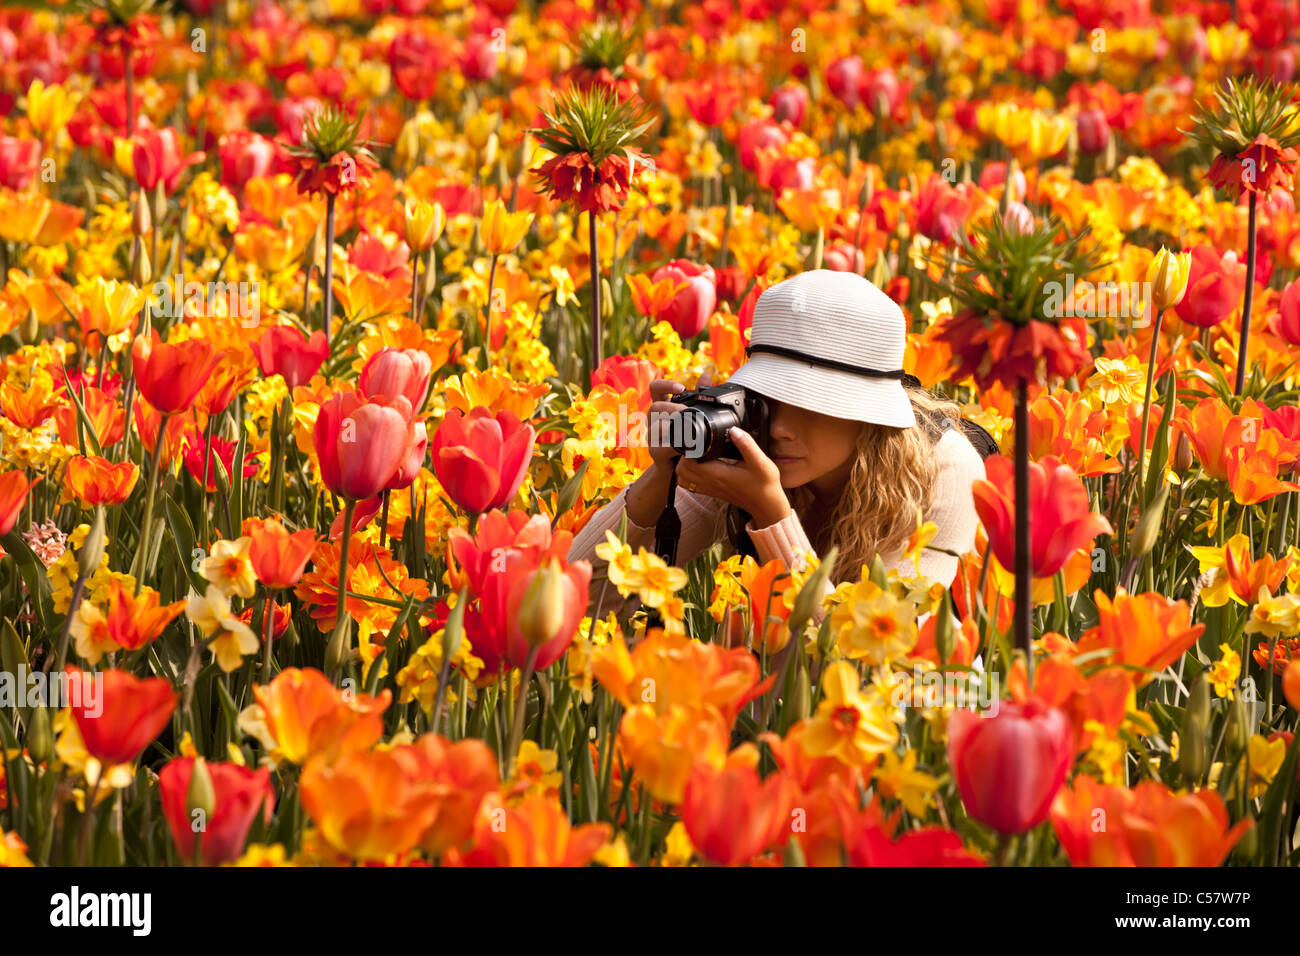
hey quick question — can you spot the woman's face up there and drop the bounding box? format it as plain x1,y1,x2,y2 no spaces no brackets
764,399,863,496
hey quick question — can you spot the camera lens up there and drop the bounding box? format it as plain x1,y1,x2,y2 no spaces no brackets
672,405,739,460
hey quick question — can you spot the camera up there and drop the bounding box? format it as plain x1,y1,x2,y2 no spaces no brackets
668,383,770,461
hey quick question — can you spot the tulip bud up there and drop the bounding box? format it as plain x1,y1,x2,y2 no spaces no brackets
1145,247,1191,312
782,838,807,867
935,589,956,664
132,190,152,238
788,547,836,637
132,242,152,287
26,705,54,764
868,553,889,589
1179,721,1208,784
601,277,614,321
466,111,497,152
21,306,39,344
186,756,217,826
1130,482,1168,560
1187,672,1211,726
483,133,500,171
1225,694,1250,757
78,505,107,581
517,559,567,649
396,121,421,169
1234,825,1258,862
404,198,446,254
1173,432,1193,473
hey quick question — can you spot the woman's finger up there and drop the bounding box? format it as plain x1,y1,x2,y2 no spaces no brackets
649,379,685,402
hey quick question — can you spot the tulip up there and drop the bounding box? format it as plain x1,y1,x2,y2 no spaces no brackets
443,793,612,867
245,667,390,767
972,454,1114,580
825,55,865,109
67,666,178,767
430,406,535,515
915,175,972,244
1146,247,1191,312
1284,659,1300,711
410,735,500,858
1075,108,1110,154
358,347,432,413
506,556,591,670
403,197,446,253
1171,245,1247,328
251,326,330,391
479,198,534,255
386,420,427,492
650,259,717,339
1002,201,1035,235
130,331,221,414
159,758,274,865
860,68,900,118
246,517,316,589
313,391,413,501
768,84,808,126
0,135,41,191
217,131,278,192
131,126,204,196
1268,278,1300,346
682,759,796,866
0,471,39,536
947,698,1072,835
64,455,139,507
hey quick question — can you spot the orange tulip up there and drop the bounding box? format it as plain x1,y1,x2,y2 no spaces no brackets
299,747,444,862
130,330,221,414
64,455,139,507
626,272,690,318
1175,397,1248,482
0,375,63,428
246,516,317,589
249,667,389,766
1283,659,1300,711
0,471,39,537
408,734,500,859
618,702,731,804
1050,775,1251,866
194,356,257,417
92,577,186,652
443,792,611,867
1074,588,1205,686
54,386,126,449
132,399,196,467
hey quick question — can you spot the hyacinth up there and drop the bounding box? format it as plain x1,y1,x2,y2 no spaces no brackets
286,105,380,197
1185,76,1300,201
530,84,656,215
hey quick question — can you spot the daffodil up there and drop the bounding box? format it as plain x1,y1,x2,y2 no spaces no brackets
1208,642,1241,699
802,660,899,766
872,748,939,815
201,537,258,599
186,585,259,673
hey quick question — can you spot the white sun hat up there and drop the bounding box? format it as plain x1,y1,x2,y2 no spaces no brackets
725,269,916,428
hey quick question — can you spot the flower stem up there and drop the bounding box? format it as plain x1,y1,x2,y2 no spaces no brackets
484,252,499,370
505,647,539,779
1235,191,1258,396
1014,378,1032,683
326,497,357,681
322,193,336,347
131,412,171,593
589,209,602,372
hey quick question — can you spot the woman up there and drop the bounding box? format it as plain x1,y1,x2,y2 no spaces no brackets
568,269,986,622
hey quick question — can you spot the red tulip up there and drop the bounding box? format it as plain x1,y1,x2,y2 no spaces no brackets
67,666,177,767
825,55,865,109
768,85,808,127
358,347,432,413
823,241,865,273
159,758,274,865
1076,108,1110,154
314,391,413,500
460,33,500,82
737,119,789,171
388,31,447,101
972,454,1114,579
1171,245,1247,328
183,434,260,493
130,331,221,414
682,761,795,865
0,135,41,191
650,259,717,339
430,407,535,514
915,175,973,244
217,131,279,191
251,326,330,391
1268,279,1300,346
590,355,658,403
504,557,591,671
947,699,1072,835
859,68,900,117
132,126,204,196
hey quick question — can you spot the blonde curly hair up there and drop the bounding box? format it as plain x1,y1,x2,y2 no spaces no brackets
727,384,963,584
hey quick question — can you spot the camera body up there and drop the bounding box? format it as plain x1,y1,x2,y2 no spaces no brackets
668,383,771,461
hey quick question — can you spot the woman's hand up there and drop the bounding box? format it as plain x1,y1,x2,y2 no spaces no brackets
675,426,792,528
647,378,687,466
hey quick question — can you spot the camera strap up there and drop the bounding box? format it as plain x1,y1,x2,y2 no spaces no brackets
645,457,683,631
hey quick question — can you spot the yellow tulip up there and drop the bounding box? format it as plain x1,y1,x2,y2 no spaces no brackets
1145,247,1191,312
479,199,534,255
465,111,499,152
403,197,446,253
25,79,77,134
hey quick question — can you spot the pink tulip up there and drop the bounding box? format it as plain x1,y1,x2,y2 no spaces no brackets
314,392,413,500
505,557,592,671
1270,279,1300,346
768,85,808,126
387,420,428,491
825,55,865,109
1171,245,1248,328
737,119,789,171
1076,108,1110,154
359,347,432,413
651,260,717,339
859,68,900,117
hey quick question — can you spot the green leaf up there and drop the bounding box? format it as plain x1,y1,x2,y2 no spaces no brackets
164,495,208,594
1,530,54,631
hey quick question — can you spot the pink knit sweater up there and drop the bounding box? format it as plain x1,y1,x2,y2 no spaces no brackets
567,427,987,620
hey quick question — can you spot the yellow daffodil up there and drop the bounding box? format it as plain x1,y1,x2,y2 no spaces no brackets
201,537,257,599
1207,642,1241,699
802,660,899,767
872,748,939,816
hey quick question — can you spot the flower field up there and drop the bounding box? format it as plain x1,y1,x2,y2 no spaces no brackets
1,0,1299,870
